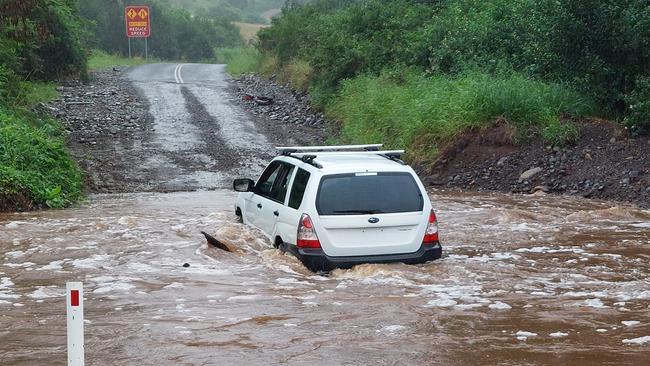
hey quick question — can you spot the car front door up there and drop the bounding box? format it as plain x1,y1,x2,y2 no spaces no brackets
246,161,282,230
248,161,295,236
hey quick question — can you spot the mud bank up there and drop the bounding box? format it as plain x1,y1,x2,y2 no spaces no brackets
426,121,650,208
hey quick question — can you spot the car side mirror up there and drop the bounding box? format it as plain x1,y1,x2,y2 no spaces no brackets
233,178,255,192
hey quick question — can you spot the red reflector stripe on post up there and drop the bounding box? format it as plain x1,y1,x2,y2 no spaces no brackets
70,290,80,307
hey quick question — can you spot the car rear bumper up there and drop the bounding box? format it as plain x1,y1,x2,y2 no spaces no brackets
287,242,442,273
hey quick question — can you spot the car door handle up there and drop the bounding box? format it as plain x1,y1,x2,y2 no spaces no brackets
257,203,262,209
273,210,279,217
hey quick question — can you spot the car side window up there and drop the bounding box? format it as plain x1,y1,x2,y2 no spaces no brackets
255,162,282,196
269,164,295,203
288,168,310,209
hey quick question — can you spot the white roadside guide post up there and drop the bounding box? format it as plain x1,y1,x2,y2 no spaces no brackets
66,282,85,366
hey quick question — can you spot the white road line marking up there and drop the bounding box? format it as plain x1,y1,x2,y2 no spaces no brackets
173,64,185,84
173,64,179,83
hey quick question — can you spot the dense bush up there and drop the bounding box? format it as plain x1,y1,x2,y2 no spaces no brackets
258,0,650,134
0,0,88,80
78,0,242,61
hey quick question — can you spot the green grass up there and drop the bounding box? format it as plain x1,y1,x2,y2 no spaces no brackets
9,81,59,109
88,50,149,71
215,47,262,75
0,108,83,210
328,70,593,159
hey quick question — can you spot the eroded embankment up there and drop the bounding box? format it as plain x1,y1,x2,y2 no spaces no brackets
427,120,650,208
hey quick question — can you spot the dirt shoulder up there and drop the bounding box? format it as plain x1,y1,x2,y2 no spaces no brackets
48,68,154,192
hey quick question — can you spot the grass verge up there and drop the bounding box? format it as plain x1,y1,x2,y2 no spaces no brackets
328,70,593,159
215,47,263,75
88,50,149,71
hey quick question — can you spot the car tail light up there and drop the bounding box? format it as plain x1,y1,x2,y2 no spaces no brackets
423,209,439,245
297,213,321,249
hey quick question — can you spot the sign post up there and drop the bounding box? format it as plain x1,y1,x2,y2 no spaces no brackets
125,6,151,59
66,282,84,366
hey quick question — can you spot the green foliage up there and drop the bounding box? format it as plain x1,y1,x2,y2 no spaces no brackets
8,81,59,109
0,0,88,80
215,47,262,75
329,71,592,158
258,0,650,136
78,0,242,61
0,108,83,210
624,76,650,136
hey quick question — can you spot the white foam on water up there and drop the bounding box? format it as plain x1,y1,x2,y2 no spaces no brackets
4,262,35,268
28,286,64,299
38,260,67,271
93,282,136,294
0,277,14,289
12,303,24,307
127,262,158,273
455,303,484,310
380,325,407,333
0,300,11,305
5,251,25,259
516,331,538,340
582,298,607,308
516,246,550,253
5,222,20,229
226,294,262,302
283,323,298,327
550,332,569,338
596,328,608,333
489,301,512,310
72,254,112,269
622,336,650,345
622,320,640,327
0,277,20,300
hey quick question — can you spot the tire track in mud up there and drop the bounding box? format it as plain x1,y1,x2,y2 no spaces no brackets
178,86,238,171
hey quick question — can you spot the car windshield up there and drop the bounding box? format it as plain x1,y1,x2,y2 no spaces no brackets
316,172,423,215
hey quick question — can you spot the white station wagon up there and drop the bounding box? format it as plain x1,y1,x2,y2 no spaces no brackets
233,144,441,272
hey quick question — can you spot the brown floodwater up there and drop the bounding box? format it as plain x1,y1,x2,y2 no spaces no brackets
0,190,649,365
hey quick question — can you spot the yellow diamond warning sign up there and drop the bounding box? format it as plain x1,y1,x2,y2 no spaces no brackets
125,6,150,38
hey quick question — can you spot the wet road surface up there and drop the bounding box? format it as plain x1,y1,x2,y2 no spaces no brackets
1,190,649,365
124,63,274,191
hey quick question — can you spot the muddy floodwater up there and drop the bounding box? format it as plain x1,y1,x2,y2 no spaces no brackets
1,190,649,365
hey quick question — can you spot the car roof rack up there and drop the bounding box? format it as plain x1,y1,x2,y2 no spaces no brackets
287,150,406,167
276,144,383,155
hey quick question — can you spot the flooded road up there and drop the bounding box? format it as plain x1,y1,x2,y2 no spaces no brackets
1,190,648,365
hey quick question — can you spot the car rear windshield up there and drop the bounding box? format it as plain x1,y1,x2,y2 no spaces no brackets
316,172,424,215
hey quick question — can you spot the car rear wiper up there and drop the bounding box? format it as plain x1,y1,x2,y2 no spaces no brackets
332,209,383,214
